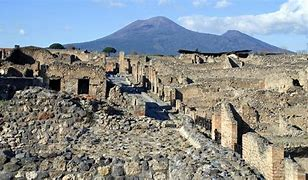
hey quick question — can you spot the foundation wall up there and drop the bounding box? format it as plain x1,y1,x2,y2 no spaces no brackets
242,132,284,180
284,158,306,180
0,77,44,90
264,73,294,92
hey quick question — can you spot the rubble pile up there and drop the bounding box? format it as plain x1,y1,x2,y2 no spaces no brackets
0,87,263,179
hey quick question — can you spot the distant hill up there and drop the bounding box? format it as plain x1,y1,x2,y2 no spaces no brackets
67,16,289,55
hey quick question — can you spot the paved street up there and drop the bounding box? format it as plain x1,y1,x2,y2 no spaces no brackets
108,74,171,120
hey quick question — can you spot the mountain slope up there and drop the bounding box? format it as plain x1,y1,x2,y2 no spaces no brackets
68,16,288,55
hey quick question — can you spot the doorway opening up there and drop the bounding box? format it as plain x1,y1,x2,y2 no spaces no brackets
78,79,90,94
49,79,61,91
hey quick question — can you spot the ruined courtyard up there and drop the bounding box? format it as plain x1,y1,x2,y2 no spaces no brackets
0,46,308,179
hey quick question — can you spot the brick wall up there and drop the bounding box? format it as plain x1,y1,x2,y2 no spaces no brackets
220,103,238,151
211,112,221,142
243,132,284,180
285,158,306,180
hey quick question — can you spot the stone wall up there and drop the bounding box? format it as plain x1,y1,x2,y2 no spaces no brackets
0,77,44,99
119,52,131,74
284,158,306,180
17,47,55,65
299,67,308,91
46,62,107,98
0,77,44,89
177,85,202,103
179,117,212,149
105,61,118,73
0,62,40,78
179,53,208,64
264,73,295,92
242,132,284,180
0,48,12,60
220,103,238,151
48,49,107,63
131,96,146,117
49,49,91,61
211,112,221,142
210,103,241,151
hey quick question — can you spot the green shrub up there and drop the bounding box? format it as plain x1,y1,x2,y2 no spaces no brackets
49,43,65,49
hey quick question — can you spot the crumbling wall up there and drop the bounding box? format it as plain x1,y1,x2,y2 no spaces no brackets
240,102,260,124
0,61,40,78
177,86,202,103
18,47,55,65
284,158,306,180
178,118,208,149
0,77,44,99
49,49,91,61
108,85,127,105
131,96,146,117
179,53,206,64
211,111,221,142
220,103,238,151
223,56,242,69
119,51,131,74
264,73,294,92
0,48,12,60
243,132,284,180
105,61,118,73
46,62,106,98
299,68,308,92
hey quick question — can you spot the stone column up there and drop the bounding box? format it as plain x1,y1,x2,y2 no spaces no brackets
119,51,126,74
1,49,5,59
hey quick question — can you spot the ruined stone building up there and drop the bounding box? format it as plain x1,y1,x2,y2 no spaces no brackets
45,62,107,98
117,51,308,179
0,48,12,60
1,46,308,179
0,47,107,99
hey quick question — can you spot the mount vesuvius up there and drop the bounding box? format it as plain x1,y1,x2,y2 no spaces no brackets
67,16,288,55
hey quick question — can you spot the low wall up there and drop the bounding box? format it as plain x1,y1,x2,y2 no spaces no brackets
0,77,44,100
243,132,284,180
0,77,44,89
131,96,146,117
178,118,208,149
264,73,294,92
284,158,306,180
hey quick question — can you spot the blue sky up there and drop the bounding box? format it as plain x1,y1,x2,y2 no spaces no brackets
0,0,307,51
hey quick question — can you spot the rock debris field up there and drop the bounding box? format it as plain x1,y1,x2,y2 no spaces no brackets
0,87,263,179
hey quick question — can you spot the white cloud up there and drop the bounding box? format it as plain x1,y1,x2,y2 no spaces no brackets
19,29,25,36
109,1,125,7
92,0,126,7
158,0,172,5
192,0,230,8
215,0,230,8
192,0,207,7
178,0,308,35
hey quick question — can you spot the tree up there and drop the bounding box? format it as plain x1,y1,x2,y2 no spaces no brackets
49,43,65,49
103,47,117,56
